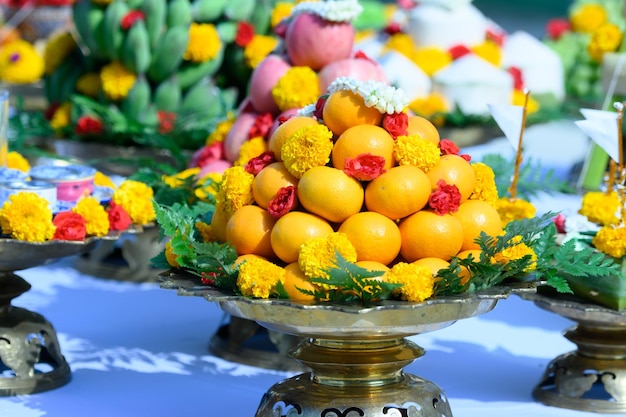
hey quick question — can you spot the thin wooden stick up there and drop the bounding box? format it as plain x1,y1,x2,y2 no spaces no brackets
507,90,530,200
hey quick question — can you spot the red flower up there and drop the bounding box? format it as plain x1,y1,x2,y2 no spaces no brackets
276,114,294,126
235,21,255,47
249,112,274,139
546,18,570,40
382,112,408,138
45,102,60,120
508,66,524,90
190,142,223,168
107,201,132,231
439,139,460,156
353,50,377,64
268,186,298,218
448,45,471,60
344,154,386,181
313,94,328,120
158,111,176,134
52,211,87,241
428,180,462,215
75,115,104,136
120,10,145,30
553,213,566,234
245,151,276,175
486,27,506,46
460,154,472,162
384,22,402,36
201,271,217,286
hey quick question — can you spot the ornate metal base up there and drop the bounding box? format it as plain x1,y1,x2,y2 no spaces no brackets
255,337,450,417
0,275,70,396
209,316,307,373
520,291,626,413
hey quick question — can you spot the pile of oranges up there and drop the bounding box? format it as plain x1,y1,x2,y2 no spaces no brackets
208,80,503,300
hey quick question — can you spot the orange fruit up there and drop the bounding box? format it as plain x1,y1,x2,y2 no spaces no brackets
225,205,276,258
337,211,401,265
297,166,364,223
452,200,503,251
331,124,396,171
322,89,383,136
268,116,319,160
356,260,390,276
364,165,431,220
406,115,440,145
270,211,334,263
456,249,483,285
399,209,464,262
413,257,450,276
252,162,299,209
281,262,317,300
425,154,476,202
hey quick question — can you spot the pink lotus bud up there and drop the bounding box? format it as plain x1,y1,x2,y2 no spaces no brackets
318,57,387,92
198,160,232,178
248,54,292,115
223,112,259,162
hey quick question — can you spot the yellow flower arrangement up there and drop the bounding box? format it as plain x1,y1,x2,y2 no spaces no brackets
7,151,30,173
407,94,447,127
195,221,216,243
271,66,321,112
570,3,607,33
0,40,45,84
271,2,294,27
298,233,357,283
492,236,538,273
184,23,222,63
214,166,254,218
494,198,537,226
393,135,441,170
49,102,72,131
386,262,436,303
94,171,117,189
207,116,235,145
579,190,621,226
234,137,267,167
592,225,626,258
237,257,284,298
469,162,499,204
0,192,55,242
244,35,280,68
112,180,156,225
281,124,333,178
73,197,110,237
587,22,623,62
100,62,136,101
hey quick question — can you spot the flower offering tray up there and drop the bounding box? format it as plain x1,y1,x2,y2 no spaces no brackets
0,236,112,396
161,270,531,417
518,290,626,413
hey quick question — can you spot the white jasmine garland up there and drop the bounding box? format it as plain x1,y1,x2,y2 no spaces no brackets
327,77,409,114
297,103,317,117
291,0,363,22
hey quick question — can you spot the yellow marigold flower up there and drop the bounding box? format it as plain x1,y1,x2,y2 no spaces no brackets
494,198,536,226
298,232,357,285
385,262,435,303
94,171,117,189
44,31,76,74
384,33,417,58
272,66,320,112
184,23,222,63
50,102,72,130
471,41,502,66
76,73,101,98
214,166,254,218
394,135,441,171
281,124,333,178
413,47,452,76
207,116,235,144
493,235,537,272
244,35,280,68
235,137,268,167
162,168,201,188
237,257,284,298
271,2,293,27
100,61,136,101
571,3,607,34
7,151,30,172
587,23,623,62
112,180,156,225
0,192,55,242
469,162,499,203
0,40,45,84
579,190,620,226
408,93,449,126
593,225,626,258
512,89,540,113
195,172,222,201
196,221,216,243
73,197,110,237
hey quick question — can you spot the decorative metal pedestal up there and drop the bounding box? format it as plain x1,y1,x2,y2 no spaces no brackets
519,291,626,413
161,271,522,417
0,238,102,395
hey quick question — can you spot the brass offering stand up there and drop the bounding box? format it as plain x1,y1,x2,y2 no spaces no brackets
161,271,526,417
519,291,626,413
0,237,110,395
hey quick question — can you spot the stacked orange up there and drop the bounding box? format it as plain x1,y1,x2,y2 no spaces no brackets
211,78,503,300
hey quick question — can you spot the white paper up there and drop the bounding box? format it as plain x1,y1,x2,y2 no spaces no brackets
487,103,525,151
576,108,620,163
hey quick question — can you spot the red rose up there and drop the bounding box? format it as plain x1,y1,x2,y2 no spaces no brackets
157,111,176,134
190,142,223,168
428,180,461,215
384,22,402,36
75,116,104,136
235,22,255,47
344,153,386,181
53,211,87,241
382,112,408,138
268,186,297,218
448,45,471,60
313,95,328,121
439,139,460,156
553,213,566,234
249,112,274,139
107,201,132,231
546,18,570,40
120,10,145,30
245,151,276,175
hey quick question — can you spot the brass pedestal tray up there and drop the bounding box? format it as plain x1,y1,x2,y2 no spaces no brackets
161,271,526,417
0,237,105,395
518,290,626,413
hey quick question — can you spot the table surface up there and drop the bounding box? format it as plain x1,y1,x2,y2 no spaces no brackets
0,119,611,417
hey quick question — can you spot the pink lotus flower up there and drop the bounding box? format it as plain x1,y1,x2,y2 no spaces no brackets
223,112,259,162
248,54,291,115
318,55,387,93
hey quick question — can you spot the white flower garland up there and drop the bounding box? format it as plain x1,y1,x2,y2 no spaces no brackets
291,0,363,23
327,76,408,114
